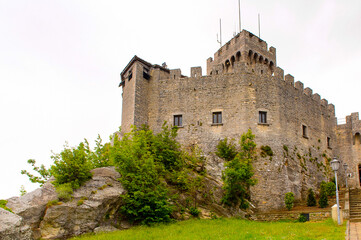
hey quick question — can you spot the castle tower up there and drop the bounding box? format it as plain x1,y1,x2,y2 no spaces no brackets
207,30,276,75
119,56,170,134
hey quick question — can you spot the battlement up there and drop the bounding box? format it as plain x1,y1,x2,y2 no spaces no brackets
207,30,277,75
272,66,335,114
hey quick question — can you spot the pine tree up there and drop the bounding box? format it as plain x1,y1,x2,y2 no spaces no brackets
306,188,316,207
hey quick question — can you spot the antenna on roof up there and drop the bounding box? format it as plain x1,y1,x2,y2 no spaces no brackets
217,19,222,47
258,13,261,38
238,0,241,32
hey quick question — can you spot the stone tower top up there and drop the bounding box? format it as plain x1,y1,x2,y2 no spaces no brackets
207,30,276,75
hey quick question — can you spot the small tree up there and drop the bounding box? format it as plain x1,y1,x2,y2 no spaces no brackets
220,129,257,209
325,182,336,197
318,186,328,208
285,192,295,210
306,188,316,207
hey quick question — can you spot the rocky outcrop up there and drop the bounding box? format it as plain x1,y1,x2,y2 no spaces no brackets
6,180,57,238
0,208,32,240
1,166,239,239
39,167,126,239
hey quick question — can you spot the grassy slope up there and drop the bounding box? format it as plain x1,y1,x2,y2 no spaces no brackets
71,218,345,240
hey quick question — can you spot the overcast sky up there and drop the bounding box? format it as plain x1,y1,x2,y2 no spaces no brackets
1,0,360,199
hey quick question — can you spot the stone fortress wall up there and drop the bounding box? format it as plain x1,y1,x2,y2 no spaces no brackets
336,113,361,188
119,30,359,211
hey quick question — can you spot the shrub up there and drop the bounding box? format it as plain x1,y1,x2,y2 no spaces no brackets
285,192,294,211
189,207,200,217
47,200,61,207
112,125,178,225
307,188,316,207
0,200,13,213
216,138,237,161
50,142,93,189
56,183,73,202
260,145,273,158
325,182,336,197
318,182,328,208
221,129,257,209
298,214,307,222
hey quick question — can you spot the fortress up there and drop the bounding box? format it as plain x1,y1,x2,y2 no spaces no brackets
119,29,361,211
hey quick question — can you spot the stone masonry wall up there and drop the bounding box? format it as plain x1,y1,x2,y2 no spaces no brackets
139,61,336,211
336,113,361,188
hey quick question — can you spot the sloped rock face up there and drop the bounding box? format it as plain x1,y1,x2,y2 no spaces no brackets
0,208,32,240
6,180,58,238
39,167,125,239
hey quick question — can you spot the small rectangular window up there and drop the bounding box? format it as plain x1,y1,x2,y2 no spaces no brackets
128,70,132,81
302,125,308,138
259,111,267,124
212,112,222,124
173,115,182,127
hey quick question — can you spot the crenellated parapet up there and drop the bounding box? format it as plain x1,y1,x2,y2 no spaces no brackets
271,66,335,115
207,30,277,75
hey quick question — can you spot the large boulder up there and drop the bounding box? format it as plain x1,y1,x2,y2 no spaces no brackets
6,180,57,238
0,208,32,240
39,167,126,239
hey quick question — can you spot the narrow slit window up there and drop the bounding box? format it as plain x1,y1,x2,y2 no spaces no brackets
128,70,132,81
173,115,182,127
259,111,267,124
212,112,222,124
302,125,308,138
327,137,331,148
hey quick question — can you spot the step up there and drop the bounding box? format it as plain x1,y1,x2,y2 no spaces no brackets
350,218,361,222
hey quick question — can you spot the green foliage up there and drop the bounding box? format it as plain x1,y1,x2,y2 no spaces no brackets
325,182,336,197
189,207,200,217
318,182,329,208
260,145,273,158
111,124,186,225
85,135,112,168
22,135,110,189
118,157,172,225
220,129,257,209
216,138,237,161
284,192,294,211
320,181,336,198
55,183,73,202
298,214,307,222
47,200,61,207
0,200,13,213
283,145,288,152
21,159,51,186
77,197,88,206
306,188,316,207
50,142,93,189
20,185,27,196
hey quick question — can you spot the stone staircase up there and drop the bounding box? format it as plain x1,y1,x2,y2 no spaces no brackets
349,189,361,222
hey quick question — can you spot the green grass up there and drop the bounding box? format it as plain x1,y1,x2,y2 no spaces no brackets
70,218,345,240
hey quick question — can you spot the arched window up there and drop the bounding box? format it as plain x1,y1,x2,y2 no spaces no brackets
225,60,231,72
253,53,258,64
236,51,241,61
230,56,235,66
